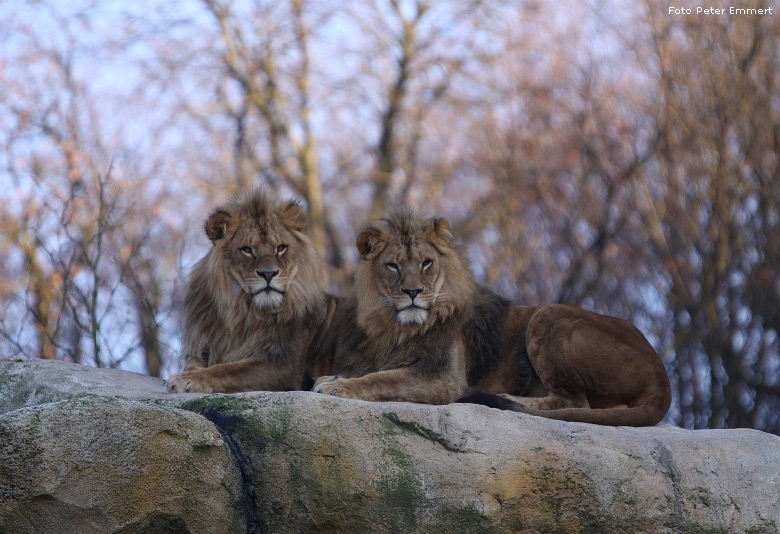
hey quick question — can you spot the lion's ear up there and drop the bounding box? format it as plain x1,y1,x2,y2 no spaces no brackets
430,217,452,245
356,227,387,259
281,202,308,233
205,210,234,242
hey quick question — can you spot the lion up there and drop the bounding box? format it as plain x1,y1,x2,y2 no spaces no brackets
166,190,338,393
313,208,671,426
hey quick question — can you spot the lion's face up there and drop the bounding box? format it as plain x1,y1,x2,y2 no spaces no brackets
224,222,299,310
369,239,443,325
205,196,313,312
356,211,466,327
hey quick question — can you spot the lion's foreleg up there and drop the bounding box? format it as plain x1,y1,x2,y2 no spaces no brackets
167,359,301,393
313,368,464,405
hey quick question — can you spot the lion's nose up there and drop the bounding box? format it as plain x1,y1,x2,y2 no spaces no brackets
257,270,279,282
402,288,422,300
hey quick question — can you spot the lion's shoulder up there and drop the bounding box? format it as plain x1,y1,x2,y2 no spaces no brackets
462,287,510,382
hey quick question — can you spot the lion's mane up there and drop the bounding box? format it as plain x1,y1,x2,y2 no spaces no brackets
354,207,476,343
181,190,327,367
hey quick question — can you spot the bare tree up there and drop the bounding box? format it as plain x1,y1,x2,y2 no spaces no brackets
1,0,778,432
632,0,780,431
196,0,329,258
0,2,180,374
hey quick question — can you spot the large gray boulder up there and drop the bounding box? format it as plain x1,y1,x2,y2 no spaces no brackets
0,357,167,413
0,396,243,533
1,358,779,533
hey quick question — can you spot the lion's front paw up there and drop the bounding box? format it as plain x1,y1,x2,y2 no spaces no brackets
313,375,341,388
166,372,214,394
312,377,356,399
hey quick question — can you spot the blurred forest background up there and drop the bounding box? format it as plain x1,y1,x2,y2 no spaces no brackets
1,0,778,433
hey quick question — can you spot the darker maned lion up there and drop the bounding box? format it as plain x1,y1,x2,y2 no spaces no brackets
313,208,671,426
167,190,338,393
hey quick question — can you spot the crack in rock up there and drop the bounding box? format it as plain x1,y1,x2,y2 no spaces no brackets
383,412,472,453
189,407,262,534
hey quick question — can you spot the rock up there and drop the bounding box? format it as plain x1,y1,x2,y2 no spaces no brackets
0,358,167,414
176,394,780,534
1,358,779,533
0,396,244,534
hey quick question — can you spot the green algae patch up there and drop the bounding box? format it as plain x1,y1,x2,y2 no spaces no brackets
382,412,469,452
284,435,376,531
430,504,494,533
178,395,256,415
178,395,292,443
374,445,425,529
214,406,435,533
0,372,66,415
279,419,426,532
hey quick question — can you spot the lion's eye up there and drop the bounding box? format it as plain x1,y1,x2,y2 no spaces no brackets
386,262,400,273
276,244,288,256
239,246,253,256
422,259,433,271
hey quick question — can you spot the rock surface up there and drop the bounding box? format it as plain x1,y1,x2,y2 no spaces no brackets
0,396,243,534
1,358,779,533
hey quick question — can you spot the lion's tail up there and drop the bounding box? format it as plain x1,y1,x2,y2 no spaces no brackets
457,392,666,427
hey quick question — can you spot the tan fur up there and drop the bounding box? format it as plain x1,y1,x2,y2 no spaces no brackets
313,208,473,404
167,189,336,393
314,208,671,427
469,304,672,426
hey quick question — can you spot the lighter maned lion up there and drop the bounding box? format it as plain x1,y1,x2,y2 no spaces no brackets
313,208,671,426
166,190,338,393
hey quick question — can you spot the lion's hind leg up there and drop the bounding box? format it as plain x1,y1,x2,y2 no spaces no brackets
498,390,589,411
457,390,587,412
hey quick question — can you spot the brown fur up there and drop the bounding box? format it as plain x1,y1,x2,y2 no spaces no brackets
313,208,474,404
167,189,337,393
314,208,671,426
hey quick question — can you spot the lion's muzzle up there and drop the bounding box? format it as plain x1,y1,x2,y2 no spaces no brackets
249,278,286,309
